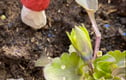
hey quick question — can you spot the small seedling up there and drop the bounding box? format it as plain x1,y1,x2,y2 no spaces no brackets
43,25,126,80
75,0,101,60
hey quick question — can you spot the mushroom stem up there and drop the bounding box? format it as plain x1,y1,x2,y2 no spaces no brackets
87,11,101,60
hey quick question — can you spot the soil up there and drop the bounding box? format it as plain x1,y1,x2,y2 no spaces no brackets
0,0,126,80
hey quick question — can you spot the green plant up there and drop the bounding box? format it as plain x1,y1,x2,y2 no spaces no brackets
43,25,126,80
35,0,126,80
67,25,93,61
76,0,101,59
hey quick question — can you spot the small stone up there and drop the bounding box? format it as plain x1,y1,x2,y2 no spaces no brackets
58,9,61,13
31,37,35,42
48,33,52,37
104,24,110,28
0,15,6,20
48,33,55,37
122,32,126,36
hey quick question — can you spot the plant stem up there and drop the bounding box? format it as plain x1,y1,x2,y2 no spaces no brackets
88,62,94,74
87,10,101,60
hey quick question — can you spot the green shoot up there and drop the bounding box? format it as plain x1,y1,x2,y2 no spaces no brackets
43,26,126,80
66,24,93,61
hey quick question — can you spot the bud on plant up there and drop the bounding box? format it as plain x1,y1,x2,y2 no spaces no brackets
67,25,93,61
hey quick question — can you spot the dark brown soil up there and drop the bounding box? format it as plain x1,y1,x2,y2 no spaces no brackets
0,0,126,80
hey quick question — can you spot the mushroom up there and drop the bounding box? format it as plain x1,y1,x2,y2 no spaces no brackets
21,0,50,29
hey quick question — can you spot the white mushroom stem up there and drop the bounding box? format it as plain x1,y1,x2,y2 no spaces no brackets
87,10,101,60
21,6,47,29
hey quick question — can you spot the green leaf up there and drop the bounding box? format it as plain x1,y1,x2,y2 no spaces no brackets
93,70,113,80
93,50,126,79
93,62,117,79
35,54,52,67
75,0,98,12
66,25,93,61
107,50,126,67
96,62,117,73
93,54,116,67
112,67,126,80
44,52,84,80
68,45,76,53
93,70,107,79
94,50,126,67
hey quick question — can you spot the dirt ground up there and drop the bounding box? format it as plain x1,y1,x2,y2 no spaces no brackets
0,0,126,80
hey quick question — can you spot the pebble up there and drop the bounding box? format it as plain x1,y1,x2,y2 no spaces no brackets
122,32,126,36
104,24,110,28
0,15,6,20
58,9,61,13
48,33,52,37
31,37,35,42
48,33,55,37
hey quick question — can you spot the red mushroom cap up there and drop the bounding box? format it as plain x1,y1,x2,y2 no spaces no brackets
21,0,50,11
